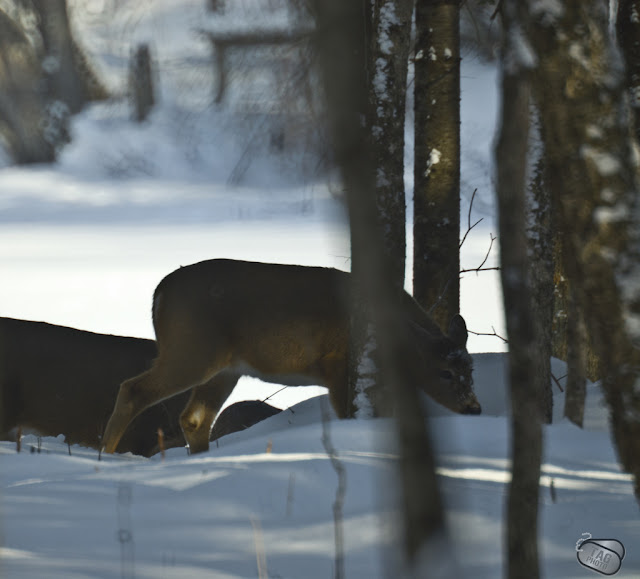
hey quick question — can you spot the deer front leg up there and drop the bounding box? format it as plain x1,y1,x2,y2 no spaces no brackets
103,338,235,454
102,369,159,453
180,372,240,454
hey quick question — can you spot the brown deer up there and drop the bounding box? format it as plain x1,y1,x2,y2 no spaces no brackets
102,259,480,455
0,317,190,456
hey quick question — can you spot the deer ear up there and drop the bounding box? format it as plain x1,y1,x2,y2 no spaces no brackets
448,315,468,348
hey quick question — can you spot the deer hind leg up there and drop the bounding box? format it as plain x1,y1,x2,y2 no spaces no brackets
322,356,351,419
102,349,231,454
180,371,240,454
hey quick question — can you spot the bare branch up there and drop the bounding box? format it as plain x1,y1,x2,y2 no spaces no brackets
460,234,499,274
459,189,484,249
551,372,565,393
468,326,508,343
430,231,499,316
262,386,289,403
490,0,503,21
479,233,497,270
460,266,501,274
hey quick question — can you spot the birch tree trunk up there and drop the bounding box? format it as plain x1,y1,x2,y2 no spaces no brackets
369,0,413,290
413,0,461,329
348,0,413,417
496,2,543,577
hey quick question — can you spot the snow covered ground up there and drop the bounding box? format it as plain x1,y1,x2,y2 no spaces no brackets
1,357,638,578
1,1,638,577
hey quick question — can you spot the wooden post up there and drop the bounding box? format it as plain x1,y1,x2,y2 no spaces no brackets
129,43,155,122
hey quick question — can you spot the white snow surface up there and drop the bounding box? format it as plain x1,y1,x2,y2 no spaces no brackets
2,357,639,578
1,1,637,577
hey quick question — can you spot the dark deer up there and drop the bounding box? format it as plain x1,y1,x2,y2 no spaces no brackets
210,400,281,442
0,317,189,456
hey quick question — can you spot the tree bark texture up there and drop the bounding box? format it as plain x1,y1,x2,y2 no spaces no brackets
347,0,413,418
551,237,601,383
496,2,543,577
129,44,155,122
368,0,413,290
0,8,55,163
617,0,640,142
33,0,107,113
33,0,85,113
527,157,554,423
0,2,106,163
564,288,587,427
313,1,452,571
413,0,461,330
527,0,640,501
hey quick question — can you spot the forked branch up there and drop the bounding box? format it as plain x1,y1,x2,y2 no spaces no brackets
459,189,484,249
468,326,508,343
460,233,499,274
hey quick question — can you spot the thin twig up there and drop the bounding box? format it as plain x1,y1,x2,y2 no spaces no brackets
460,266,501,274
262,386,289,404
426,192,498,314
460,234,499,274
459,188,484,249
551,372,565,393
250,516,268,579
478,234,497,270
320,398,346,579
432,234,498,314
491,0,503,21
468,326,509,343
157,428,166,461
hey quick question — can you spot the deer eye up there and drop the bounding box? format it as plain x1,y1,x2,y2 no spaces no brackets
440,370,454,381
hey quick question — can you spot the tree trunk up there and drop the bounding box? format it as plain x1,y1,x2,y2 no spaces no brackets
33,0,86,114
0,8,55,163
617,0,640,142
346,0,413,417
313,0,453,571
551,237,601,384
564,288,587,427
208,0,225,12
527,157,554,423
129,44,155,122
528,0,640,502
368,0,413,290
0,2,106,163
413,0,461,330
496,2,543,577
